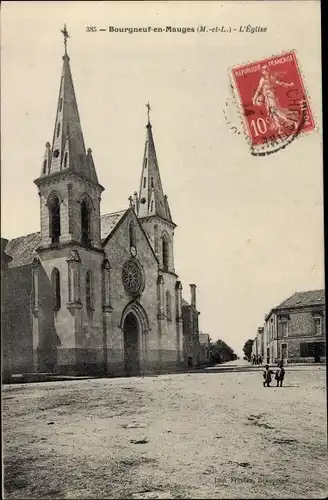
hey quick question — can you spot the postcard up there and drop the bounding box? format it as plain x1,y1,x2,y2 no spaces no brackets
1,1,325,499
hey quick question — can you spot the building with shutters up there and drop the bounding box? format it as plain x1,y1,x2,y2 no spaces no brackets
264,289,325,364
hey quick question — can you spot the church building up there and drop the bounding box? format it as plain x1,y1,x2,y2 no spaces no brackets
2,28,201,379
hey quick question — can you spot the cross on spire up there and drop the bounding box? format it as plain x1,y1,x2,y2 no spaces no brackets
146,102,151,124
61,24,70,54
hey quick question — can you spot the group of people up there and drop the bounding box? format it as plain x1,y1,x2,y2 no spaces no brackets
252,354,263,365
263,362,285,387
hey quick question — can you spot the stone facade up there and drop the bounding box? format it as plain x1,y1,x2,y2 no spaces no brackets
251,326,265,361
182,285,201,367
1,38,199,380
199,333,210,365
264,290,326,364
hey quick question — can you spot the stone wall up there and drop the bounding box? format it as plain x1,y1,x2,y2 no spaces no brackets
2,265,33,378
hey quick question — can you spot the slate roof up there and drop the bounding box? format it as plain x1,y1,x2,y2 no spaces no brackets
5,209,128,268
275,289,325,309
6,232,41,268
100,210,127,243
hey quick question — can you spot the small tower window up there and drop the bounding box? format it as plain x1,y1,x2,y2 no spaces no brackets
143,177,147,188
150,201,154,212
144,158,148,168
59,97,63,112
162,235,169,269
64,152,68,168
86,270,93,313
129,221,136,248
43,159,47,174
166,290,172,320
53,149,60,158
151,177,154,188
49,195,61,243
81,199,91,247
56,123,61,138
51,268,61,311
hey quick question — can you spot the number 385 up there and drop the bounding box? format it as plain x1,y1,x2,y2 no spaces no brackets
86,26,97,32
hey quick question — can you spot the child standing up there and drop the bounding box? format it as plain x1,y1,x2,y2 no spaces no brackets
263,364,273,387
275,362,285,387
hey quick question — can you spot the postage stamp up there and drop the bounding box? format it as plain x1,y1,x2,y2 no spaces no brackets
230,51,315,156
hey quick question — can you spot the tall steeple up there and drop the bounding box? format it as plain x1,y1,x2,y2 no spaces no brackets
35,26,103,252
137,105,172,222
39,24,98,186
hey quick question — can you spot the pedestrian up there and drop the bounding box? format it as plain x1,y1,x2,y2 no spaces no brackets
275,362,285,387
259,355,263,365
252,355,255,365
263,364,273,387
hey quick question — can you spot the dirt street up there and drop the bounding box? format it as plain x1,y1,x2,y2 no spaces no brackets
3,366,327,499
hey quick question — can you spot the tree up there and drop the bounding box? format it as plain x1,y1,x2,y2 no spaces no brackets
209,339,238,365
243,339,254,362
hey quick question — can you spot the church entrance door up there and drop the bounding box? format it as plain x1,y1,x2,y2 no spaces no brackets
123,312,140,376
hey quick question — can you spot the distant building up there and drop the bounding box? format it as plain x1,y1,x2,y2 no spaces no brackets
251,326,265,362
265,290,325,364
199,332,210,364
182,285,201,367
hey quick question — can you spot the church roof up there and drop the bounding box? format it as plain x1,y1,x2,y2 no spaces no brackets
275,289,325,309
182,298,190,307
100,210,128,243
5,210,129,268
6,232,41,268
137,120,173,223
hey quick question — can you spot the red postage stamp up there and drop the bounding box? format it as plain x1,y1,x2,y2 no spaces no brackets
231,51,315,155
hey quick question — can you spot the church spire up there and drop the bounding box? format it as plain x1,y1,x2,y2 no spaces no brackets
137,106,173,222
38,25,99,186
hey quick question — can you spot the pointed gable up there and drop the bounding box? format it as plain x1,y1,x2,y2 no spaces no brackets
137,121,173,223
101,210,128,243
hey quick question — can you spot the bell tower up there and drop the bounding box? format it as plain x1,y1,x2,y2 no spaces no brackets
34,25,103,250
33,26,106,374
132,105,183,366
134,104,176,273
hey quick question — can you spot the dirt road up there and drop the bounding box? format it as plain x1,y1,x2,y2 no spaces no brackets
3,366,327,499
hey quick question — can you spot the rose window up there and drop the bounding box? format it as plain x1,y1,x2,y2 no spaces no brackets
122,259,145,295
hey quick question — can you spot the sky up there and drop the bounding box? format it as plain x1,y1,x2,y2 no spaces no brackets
1,1,324,356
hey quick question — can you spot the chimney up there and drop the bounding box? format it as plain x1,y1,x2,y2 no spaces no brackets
190,284,196,309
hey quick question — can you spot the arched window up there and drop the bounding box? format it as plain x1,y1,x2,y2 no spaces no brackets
166,290,172,320
59,97,63,112
151,177,154,188
49,194,61,243
64,152,68,168
51,268,61,311
143,177,146,188
81,199,91,247
162,234,169,269
86,270,93,313
43,159,47,175
129,221,136,248
56,122,61,138
150,201,154,212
